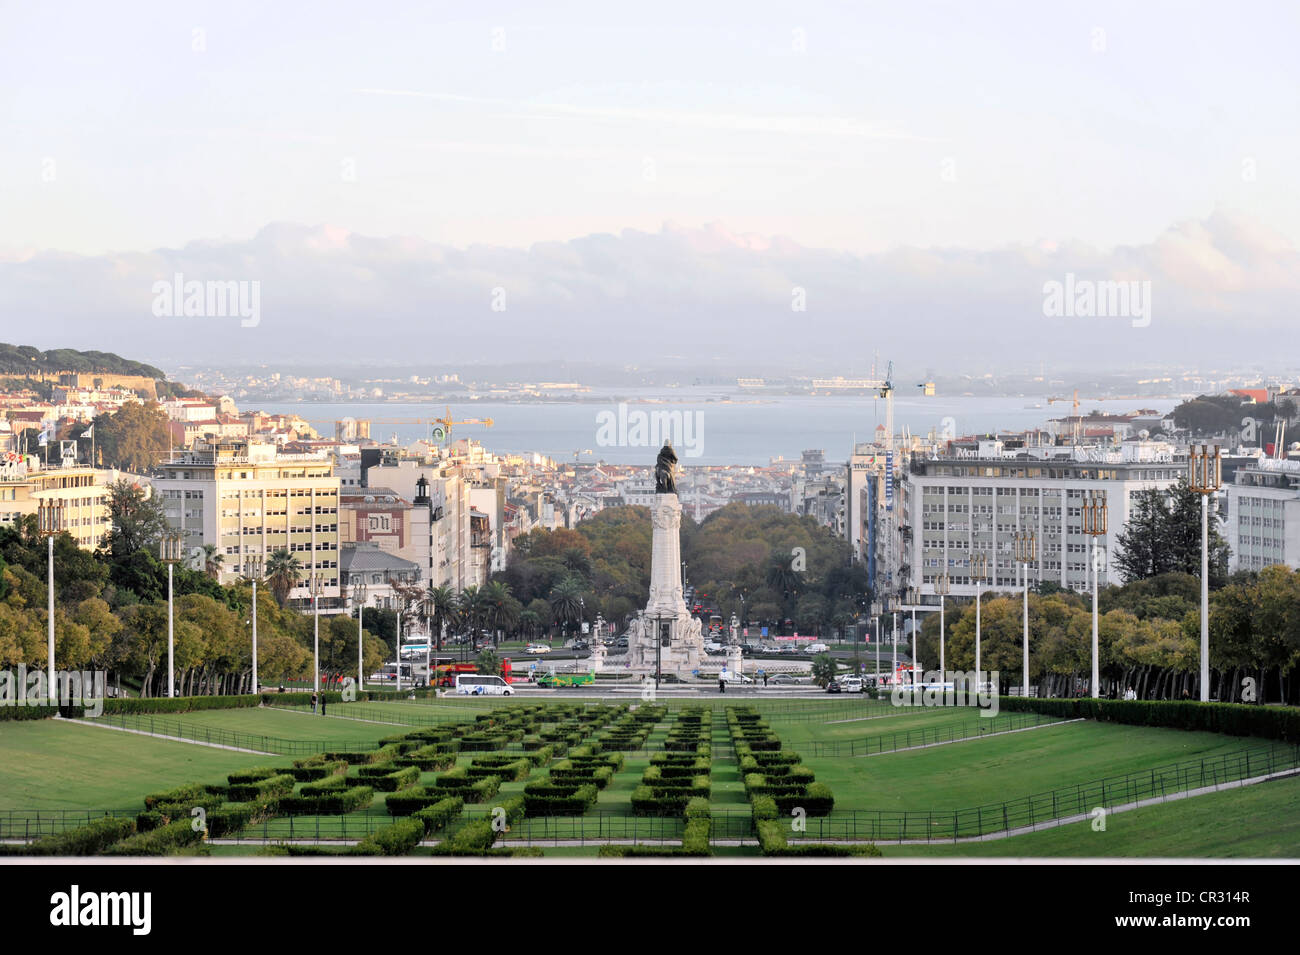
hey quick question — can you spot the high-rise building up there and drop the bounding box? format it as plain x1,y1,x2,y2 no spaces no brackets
1226,458,1300,572
902,440,1184,597
152,440,341,608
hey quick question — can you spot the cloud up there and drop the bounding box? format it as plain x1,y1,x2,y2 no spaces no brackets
1,211,1294,370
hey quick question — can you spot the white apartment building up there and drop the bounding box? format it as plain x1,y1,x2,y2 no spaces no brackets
903,440,1184,598
153,440,342,608
1227,458,1300,572
0,458,126,549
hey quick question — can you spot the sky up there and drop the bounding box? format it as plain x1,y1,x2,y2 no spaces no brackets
1,1,1297,370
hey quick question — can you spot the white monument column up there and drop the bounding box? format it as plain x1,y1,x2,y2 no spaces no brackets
628,492,704,673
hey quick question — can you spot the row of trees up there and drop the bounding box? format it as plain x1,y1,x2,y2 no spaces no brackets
497,504,867,636
0,500,390,696
911,569,1300,704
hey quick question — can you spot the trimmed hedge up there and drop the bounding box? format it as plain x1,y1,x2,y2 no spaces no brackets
227,774,295,802
102,819,204,856
412,796,464,832
998,696,1300,744
353,818,424,856
277,786,374,814
522,784,598,816
21,816,136,856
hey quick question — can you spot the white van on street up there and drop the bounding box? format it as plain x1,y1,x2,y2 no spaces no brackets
454,674,514,696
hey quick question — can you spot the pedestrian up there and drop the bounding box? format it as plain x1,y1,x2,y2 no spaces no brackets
321,694,327,715
718,676,726,694
762,673,768,688
311,691,317,713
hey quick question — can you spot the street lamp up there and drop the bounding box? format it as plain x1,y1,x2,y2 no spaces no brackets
309,572,324,707
906,585,920,677
934,571,951,676
1013,531,1037,696
1082,491,1108,699
160,532,184,698
887,595,900,686
354,580,368,696
1188,444,1222,702
970,552,988,676
247,554,263,694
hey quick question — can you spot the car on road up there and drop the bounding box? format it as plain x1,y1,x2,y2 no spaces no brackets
768,673,806,685
825,680,842,693
838,676,864,693
807,643,830,654
524,643,551,654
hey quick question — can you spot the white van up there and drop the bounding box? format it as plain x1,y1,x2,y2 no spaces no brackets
838,676,864,693
454,674,513,696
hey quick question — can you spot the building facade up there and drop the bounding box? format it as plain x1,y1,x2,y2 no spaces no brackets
903,441,1184,598
153,440,342,608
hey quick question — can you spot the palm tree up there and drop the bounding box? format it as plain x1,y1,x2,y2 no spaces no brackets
483,581,519,644
265,549,302,607
548,576,585,639
425,585,458,652
458,585,489,645
202,544,224,579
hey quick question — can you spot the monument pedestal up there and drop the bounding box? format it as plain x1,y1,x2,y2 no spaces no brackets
627,493,704,675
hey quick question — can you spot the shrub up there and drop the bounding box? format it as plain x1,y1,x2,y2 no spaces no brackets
22,816,136,856
227,774,295,802
352,818,424,856
277,786,374,814
998,696,1300,744
102,819,203,856
522,784,598,816
412,796,464,833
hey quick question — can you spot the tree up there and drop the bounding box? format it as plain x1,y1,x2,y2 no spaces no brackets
265,550,302,607
810,653,838,687
103,479,168,559
548,576,586,633
1114,480,1229,586
202,544,224,579
93,400,172,472
476,648,502,677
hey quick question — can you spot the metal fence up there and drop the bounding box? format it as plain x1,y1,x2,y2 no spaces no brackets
806,711,1066,756
5,744,1296,846
79,712,383,755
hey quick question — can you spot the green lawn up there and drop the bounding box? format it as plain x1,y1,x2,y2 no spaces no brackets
90,705,404,746
886,773,1300,858
0,720,268,811
799,720,1277,812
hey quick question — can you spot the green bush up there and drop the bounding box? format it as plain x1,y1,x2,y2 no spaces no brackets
522,784,598,816
431,820,498,855
750,795,778,821
277,786,374,814
352,818,424,856
998,696,1300,743
412,796,464,833
102,819,203,856
227,774,295,802
21,816,136,856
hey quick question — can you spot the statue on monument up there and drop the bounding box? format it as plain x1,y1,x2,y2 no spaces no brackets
654,441,678,494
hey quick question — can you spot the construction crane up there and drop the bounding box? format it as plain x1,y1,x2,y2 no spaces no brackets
431,406,494,444
877,360,895,451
